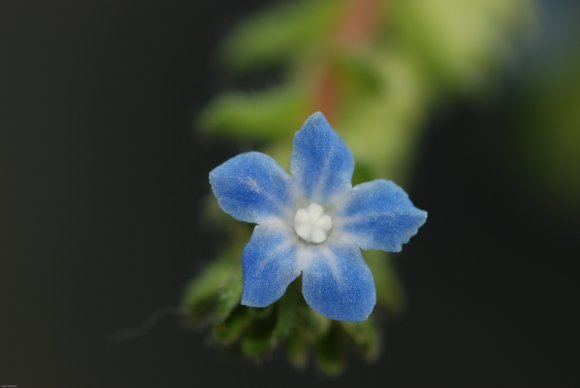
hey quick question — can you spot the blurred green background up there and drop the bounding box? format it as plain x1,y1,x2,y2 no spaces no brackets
1,0,579,387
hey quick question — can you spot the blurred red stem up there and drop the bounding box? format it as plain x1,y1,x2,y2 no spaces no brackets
313,0,381,120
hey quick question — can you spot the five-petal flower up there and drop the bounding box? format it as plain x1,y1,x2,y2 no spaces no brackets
209,112,427,321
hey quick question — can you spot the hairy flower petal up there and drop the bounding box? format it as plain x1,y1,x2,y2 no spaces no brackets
209,152,292,224
301,242,376,321
337,179,427,252
241,225,300,307
291,112,354,203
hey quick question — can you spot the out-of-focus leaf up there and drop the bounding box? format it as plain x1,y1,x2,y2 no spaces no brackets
352,161,375,187
340,51,427,181
246,305,274,320
182,256,238,322
240,310,278,359
515,54,580,208
221,0,343,72
272,284,299,343
334,52,385,96
214,270,243,323
198,87,309,140
286,327,309,369
298,305,332,340
314,323,345,376
213,306,251,344
341,319,380,361
390,0,534,93
365,251,405,315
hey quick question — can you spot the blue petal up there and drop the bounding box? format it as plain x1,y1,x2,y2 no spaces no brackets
209,152,292,224
241,225,300,307
291,112,354,203
337,179,427,252
301,243,376,321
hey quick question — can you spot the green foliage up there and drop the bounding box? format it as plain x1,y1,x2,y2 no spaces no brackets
514,53,580,209
186,0,536,376
200,0,534,179
198,86,309,140
389,0,534,94
314,323,345,376
183,271,382,374
341,319,380,361
220,0,343,72
365,251,405,315
182,252,240,323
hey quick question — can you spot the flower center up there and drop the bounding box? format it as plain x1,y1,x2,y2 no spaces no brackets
293,203,333,244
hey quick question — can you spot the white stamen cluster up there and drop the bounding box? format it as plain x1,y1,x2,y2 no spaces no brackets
294,203,333,244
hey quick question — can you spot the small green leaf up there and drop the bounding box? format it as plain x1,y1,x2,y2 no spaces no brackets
341,319,380,361
334,53,385,96
198,87,309,141
220,0,342,72
214,271,243,323
182,257,238,322
213,306,251,345
240,311,278,359
272,284,299,343
352,161,374,186
247,306,274,320
364,251,406,315
286,328,309,369
314,323,345,376
295,304,332,340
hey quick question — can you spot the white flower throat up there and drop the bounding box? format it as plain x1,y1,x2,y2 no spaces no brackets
294,203,333,244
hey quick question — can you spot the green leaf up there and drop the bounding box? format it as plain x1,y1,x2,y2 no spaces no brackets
364,251,406,315
286,328,309,369
341,319,380,361
515,53,580,208
334,53,385,96
213,306,251,345
314,323,345,376
352,161,374,186
295,304,332,340
220,0,342,72
214,270,243,323
240,310,278,359
198,86,309,141
272,284,300,343
339,51,427,181
390,0,534,93
181,257,239,323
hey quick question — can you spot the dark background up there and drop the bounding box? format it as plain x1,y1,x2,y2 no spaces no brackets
1,1,579,387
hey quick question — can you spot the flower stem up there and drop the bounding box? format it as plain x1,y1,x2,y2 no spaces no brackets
312,0,382,120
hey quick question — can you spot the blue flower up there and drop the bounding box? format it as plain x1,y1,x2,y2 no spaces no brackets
209,112,427,321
